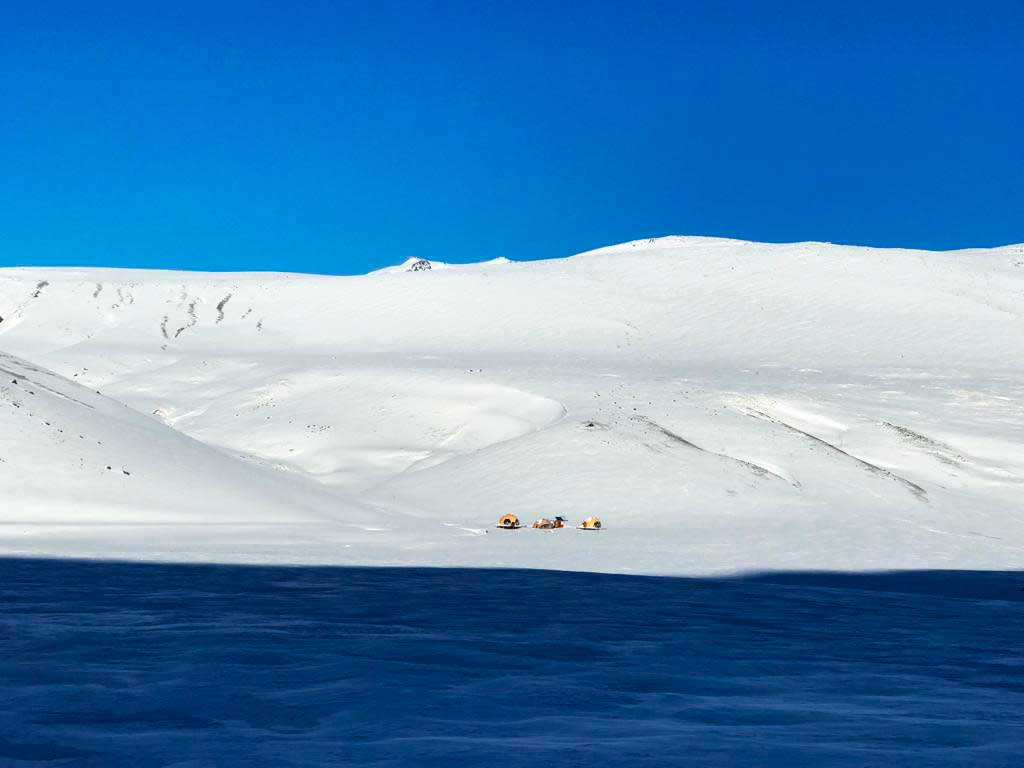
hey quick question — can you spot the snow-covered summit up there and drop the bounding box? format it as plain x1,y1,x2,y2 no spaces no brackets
1,237,1022,574
573,234,757,257
370,256,514,275
370,256,447,274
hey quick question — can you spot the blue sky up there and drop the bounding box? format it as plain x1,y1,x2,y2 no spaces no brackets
2,1,1022,274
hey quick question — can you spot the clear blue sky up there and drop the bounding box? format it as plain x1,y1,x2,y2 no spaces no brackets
2,1,1022,274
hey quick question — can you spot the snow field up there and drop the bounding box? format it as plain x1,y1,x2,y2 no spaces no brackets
1,236,1022,574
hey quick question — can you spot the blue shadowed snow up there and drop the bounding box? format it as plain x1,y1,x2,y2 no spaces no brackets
1,560,1023,767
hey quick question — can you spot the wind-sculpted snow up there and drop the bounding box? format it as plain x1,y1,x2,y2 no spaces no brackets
0,237,1023,573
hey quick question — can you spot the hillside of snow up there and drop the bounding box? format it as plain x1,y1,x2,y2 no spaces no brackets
2,236,1023,574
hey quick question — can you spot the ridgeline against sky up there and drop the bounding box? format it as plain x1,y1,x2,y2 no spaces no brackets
3,1,1022,274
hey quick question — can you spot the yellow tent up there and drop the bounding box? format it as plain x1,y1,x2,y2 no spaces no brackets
579,516,602,530
497,514,521,529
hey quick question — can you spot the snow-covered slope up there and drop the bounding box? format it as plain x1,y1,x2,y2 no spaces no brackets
0,349,425,562
2,237,1023,573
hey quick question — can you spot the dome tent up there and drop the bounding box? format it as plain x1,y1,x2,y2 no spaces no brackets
579,516,602,530
497,514,521,529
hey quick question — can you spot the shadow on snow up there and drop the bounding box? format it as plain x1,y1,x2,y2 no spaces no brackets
1,559,1023,767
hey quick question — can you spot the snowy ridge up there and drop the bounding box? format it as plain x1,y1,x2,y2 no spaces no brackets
1,237,1023,573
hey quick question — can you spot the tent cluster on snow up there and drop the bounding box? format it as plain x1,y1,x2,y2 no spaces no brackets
496,514,602,531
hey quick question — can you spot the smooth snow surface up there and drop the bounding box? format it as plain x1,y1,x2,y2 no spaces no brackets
1,236,1023,574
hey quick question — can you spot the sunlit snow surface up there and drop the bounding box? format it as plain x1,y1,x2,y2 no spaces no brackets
2,560,1022,767
2,236,1024,575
